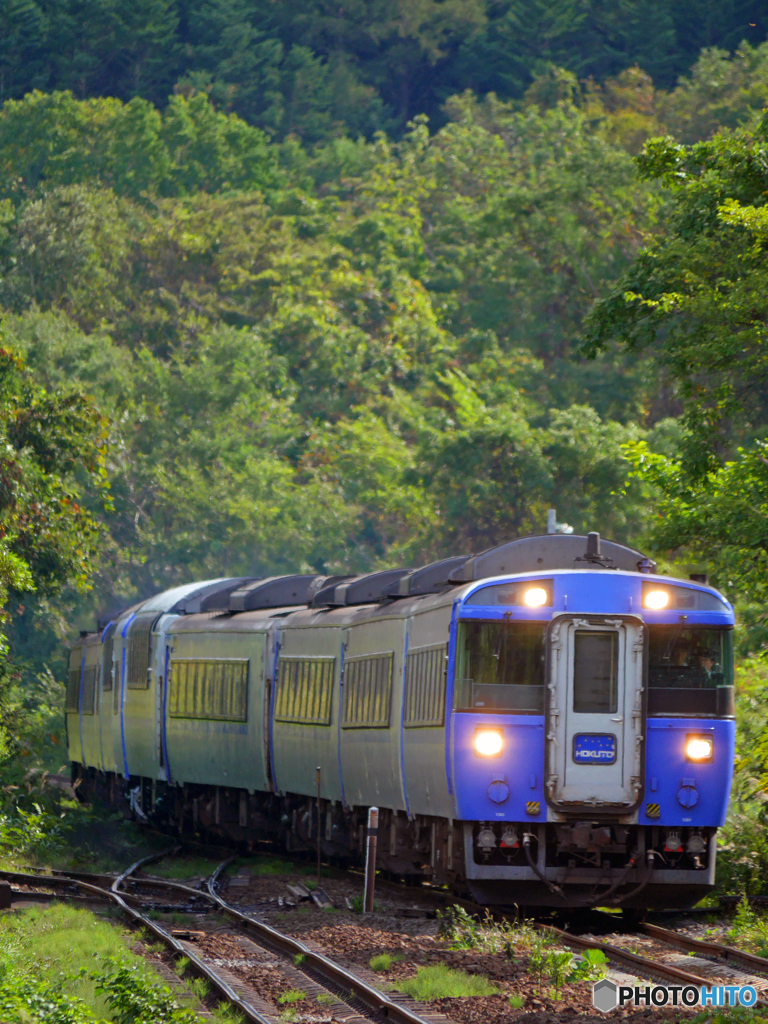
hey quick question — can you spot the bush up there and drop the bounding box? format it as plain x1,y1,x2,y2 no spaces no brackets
0,967,95,1024
397,965,499,1000
714,658,768,896
94,958,198,1023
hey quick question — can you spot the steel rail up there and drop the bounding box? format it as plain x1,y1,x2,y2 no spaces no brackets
540,923,768,1007
3,866,208,911
0,866,272,1024
641,921,768,977
206,860,434,1024
0,868,146,906
22,865,119,888
111,845,182,892
109,847,768,1007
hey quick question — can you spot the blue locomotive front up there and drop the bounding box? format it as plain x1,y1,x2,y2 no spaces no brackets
450,540,735,908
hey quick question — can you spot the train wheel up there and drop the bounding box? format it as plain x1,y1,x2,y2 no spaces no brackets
621,907,646,926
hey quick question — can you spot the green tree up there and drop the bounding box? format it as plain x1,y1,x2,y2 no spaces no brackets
584,120,768,472
0,336,107,606
0,0,46,102
657,41,768,143
584,115,768,599
623,441,768,602
1,185,130,329
0,90,280,204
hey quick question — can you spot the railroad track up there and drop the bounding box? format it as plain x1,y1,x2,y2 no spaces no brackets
2,854,438,1024
351,867,768,1006
542,919,768,1007
8,851,768,1016
3,857,271,1023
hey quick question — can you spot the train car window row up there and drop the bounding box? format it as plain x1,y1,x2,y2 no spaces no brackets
454,621,545,713
342,652,393,728
169,658,249,721
275,656,334,725
102,624,115,692
66,663,81,712
126,613,156,689
404,643,447,727
81,666,98,715
66,660,97,714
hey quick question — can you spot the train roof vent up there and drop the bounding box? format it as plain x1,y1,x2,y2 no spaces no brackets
179,577,260,614
311,576,362,607
385,555,470,598
338,569,411,605
448,534,654,582
311,569,411,607
229,575,322,612
306,575,354,606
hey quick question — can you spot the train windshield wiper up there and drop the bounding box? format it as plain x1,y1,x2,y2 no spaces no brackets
662,615,688,664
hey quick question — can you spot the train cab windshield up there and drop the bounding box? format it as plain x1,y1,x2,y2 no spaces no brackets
454,621,545,713
647,625,734,716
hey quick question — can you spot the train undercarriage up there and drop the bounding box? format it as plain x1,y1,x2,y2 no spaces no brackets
72,763,716,911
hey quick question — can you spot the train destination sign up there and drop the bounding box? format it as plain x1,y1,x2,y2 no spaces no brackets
573,733,617,764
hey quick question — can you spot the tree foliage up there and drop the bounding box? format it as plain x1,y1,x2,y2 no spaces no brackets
0,87,670,602
0,343,106,601
0,26,764,685
585,111,768,605
0,0,766,140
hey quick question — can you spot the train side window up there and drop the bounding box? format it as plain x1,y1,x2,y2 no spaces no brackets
66,651,82,713
113,663,121,714
274,656,335,725
405,643,447,727
126,613,155,689
454,622,544,713
102,623,115,692
168,658,249,721
81,666,97,715
342,653,394,728
573,631,618,714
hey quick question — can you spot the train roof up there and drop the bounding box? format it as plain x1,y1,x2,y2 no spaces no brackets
85,533,668,638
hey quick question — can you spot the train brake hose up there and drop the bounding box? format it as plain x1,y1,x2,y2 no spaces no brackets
574,854,638,908
522,833,565,898
604,850,657,906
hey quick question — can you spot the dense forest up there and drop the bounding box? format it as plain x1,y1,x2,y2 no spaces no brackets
0,2,766,807
3,0,768,140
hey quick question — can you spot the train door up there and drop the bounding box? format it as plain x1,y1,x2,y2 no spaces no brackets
546,614,646,811
98,623,117,774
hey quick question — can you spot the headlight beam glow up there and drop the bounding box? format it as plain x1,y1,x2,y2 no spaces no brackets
523,587,548,608
644,589,670,610
474,729,503,757
685,735,714,762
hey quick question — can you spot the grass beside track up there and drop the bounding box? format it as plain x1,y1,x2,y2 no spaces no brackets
0,901,205,1022
396,964,500,999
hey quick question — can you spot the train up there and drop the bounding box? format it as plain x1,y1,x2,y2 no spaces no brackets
66,532,735,910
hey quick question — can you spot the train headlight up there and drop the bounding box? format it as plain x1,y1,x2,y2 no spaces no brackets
474,729,503,757
523,587,549,608
685,735,714,762
644,589,669,610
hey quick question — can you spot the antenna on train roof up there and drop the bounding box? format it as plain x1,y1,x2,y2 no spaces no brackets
577,531,616,568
